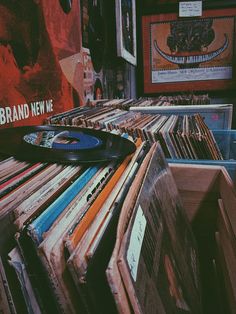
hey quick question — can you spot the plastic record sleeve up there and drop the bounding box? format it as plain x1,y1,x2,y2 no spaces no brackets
0,125,136,164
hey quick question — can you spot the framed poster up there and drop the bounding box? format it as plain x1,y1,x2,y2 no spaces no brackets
142,8,236,93
116,0,137,66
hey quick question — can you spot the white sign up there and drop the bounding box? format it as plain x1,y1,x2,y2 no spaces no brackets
127,205,146,281
179,1,202,17
152,67,232,83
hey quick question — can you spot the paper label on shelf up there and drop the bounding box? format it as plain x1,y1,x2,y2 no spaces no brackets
179,1,202,17
127,205,146,281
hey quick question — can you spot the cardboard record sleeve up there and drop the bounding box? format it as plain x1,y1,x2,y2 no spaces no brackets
107,143,202,314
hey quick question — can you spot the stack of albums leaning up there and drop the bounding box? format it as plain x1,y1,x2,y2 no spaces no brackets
0,140,203,313
46,100,223,161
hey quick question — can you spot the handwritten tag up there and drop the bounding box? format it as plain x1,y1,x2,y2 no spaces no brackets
127,205,146,281
179,1,202,17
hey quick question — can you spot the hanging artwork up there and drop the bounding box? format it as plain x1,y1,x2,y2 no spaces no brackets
116,0,137,65
142,8,236,93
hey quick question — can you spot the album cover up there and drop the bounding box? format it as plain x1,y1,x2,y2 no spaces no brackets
36,162,117,313
65,142,146,313
11,164,66,219
13,161,119,313
65,143,139,254
13,166,104,313
0,163,45,200
109,143,202,313
15,229,60,313
105,143,156,313
0,163,55,220
0,1,83,129
27,165,101,245
0,160,30,184
82,47,104,103
8,166,102,313
14,165,82,231
8,247,41,314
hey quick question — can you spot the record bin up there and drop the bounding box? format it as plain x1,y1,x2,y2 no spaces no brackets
170,163,236,314
130,104,233,130
167,130,236,184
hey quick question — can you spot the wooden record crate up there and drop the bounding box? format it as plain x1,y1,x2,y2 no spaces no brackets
170,164,236,314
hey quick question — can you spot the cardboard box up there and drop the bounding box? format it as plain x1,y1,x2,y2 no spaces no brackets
170,163,236,313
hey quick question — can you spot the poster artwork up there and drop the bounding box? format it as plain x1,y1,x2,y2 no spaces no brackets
151,16,234,84
0,0,84,129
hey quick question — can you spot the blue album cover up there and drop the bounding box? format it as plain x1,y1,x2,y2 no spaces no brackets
27,165,101,244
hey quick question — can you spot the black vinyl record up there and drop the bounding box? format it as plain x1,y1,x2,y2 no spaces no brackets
0,125,136,164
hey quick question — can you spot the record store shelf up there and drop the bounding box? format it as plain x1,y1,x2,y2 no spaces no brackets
168,130,236,183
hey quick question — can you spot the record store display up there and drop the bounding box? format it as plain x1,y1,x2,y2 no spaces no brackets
0,125,136,164
0,104,235,313
1,0,236,311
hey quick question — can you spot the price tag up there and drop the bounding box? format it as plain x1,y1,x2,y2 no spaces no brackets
127,205,146,281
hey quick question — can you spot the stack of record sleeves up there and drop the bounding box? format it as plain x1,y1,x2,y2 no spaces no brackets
0,139,203,313
46,104,223,161
86,94,210,110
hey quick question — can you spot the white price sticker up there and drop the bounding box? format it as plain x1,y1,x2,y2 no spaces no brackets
127,205,146,281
